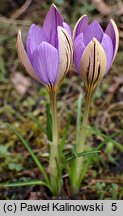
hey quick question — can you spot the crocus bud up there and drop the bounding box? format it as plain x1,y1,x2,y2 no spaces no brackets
73,15,119,91
80,38,106,91
17,4,73,93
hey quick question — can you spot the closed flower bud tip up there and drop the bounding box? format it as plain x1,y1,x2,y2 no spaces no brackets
80,38,107,91
73,15,119,92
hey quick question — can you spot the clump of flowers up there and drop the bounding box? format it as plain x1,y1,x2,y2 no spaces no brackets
4,4,119,196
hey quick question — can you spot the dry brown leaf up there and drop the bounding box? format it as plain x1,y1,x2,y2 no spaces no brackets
92,0,111,15
10,0,32,19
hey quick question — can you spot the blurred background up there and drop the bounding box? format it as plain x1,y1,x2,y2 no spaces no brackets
0,0,123,199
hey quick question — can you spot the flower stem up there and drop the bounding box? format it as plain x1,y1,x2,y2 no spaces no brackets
71,88,93,195
49,90,60,194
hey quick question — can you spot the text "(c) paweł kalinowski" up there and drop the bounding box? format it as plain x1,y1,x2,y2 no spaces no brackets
20,202,104,212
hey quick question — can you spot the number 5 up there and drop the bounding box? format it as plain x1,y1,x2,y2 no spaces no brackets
111,203,117,211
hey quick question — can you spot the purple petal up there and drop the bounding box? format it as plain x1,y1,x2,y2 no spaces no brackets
73,15,88,40
26,24,48,62
32,42,58,84
105,21,116,51
74,33,85,72
101,33,113,73
105,20,119,61
62,22,72,37
83,20,104,46
17,30,40,83
43,4,63,48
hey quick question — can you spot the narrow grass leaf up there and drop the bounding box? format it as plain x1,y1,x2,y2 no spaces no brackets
79,129,122,184
88,126,123,151
66,150,100,161
0,179,52,191
7,123,50,185
46,104,52,142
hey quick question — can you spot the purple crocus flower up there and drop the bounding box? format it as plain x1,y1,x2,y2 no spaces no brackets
17,4,72,92
73,15,119,90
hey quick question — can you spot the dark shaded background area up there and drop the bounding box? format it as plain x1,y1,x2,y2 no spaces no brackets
0,0,123,199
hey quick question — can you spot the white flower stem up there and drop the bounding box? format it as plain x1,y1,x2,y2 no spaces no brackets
71,88,93,195
49,90,60,194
